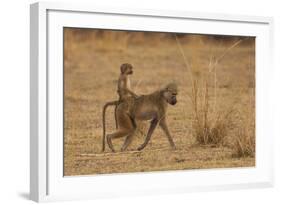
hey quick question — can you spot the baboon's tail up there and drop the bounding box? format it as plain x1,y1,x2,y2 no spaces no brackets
102,100,119,152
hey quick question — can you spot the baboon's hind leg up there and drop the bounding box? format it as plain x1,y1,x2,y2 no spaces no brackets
106,130,130,152
107,103,135,152
120,130,136,151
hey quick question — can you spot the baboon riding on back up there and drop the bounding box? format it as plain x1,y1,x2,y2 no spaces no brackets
102,63,178,152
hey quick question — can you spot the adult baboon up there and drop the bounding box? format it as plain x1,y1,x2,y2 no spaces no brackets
102,83,178,152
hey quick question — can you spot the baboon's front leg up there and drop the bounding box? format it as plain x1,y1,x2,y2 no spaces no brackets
137,119,158,151
159,118,176,149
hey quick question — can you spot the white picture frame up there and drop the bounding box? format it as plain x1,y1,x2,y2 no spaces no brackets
30,1,274,202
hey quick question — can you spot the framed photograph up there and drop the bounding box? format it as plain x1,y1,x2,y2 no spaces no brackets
30,2,274,202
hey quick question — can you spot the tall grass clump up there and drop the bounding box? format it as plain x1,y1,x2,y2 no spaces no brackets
232,108,255,157
190,80,234,146
175,34,253,149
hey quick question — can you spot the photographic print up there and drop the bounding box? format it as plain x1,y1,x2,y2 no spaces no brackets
63,28,255,176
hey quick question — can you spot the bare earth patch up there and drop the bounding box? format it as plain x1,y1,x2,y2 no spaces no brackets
64,145,254,175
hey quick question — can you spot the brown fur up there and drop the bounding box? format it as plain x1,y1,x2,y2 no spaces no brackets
102,83,178,152
115,63,138,128
102,63,138,152
117,63,138,101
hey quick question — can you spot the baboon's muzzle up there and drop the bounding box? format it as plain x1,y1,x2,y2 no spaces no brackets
170,98,177,105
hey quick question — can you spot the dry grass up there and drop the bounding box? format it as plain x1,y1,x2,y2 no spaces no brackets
176,37,241,147
190,80,234,146
232,109,255,157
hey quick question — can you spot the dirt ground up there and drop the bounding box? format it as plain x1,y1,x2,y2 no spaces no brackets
63,28,255,176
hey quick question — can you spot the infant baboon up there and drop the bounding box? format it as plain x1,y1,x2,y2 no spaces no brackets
102,63,138,151
117,63,138,101
115,63,138,128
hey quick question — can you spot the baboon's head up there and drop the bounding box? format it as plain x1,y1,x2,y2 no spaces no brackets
120,63,133,75
162,83,178,105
